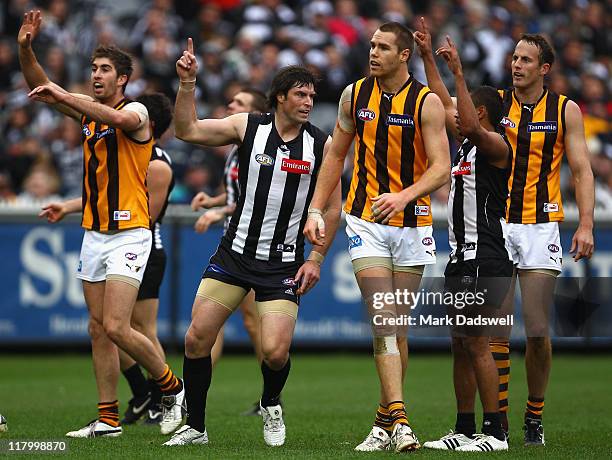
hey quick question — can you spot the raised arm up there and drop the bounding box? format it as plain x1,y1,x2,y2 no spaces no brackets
564,100,595,261
175,38,245,146
413,17,458,137
437,36,509,168
304,85,354,244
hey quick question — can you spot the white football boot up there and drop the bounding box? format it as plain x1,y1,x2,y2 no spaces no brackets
260,403,286,446
423,430,475,450
163,425,208,446
65,420,122,438
354,426,391,451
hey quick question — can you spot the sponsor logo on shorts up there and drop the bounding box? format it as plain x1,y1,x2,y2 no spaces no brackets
113,210,131,221
276,244,295,253
414,205,430,216
125,263,142,273
422,237,433,246
282,277,297,286
82,125,91,136
206,263,230,275
460,242,476,252
348,235,362,249
500,117,516,128
543,202,559,213
527,121,557,133
255,153,274,166
357,108,376,122
284,288,295,295
77,260,82,272
386,114,414,127
125,252,137,261
548,244,560,253
452,161,472,176
281,158,311,175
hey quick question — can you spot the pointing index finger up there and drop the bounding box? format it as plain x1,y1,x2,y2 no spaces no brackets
187,37,193,55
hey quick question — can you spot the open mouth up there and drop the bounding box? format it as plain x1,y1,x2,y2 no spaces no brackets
93,82,104,91
370,61,380,69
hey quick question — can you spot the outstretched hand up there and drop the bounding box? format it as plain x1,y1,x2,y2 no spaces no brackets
28,83,68,105
176,37,198,81
39,202,67,223
413,16,433,57
18,10,42,49
436,35,462,76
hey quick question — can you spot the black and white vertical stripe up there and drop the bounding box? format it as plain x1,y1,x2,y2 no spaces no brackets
448,139,509,262
222,113,326,262
222,146,240,230
150,144,174,250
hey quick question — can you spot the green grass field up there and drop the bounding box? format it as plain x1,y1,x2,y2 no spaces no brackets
0,353,610,458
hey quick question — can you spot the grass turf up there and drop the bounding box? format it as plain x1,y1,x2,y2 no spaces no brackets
0,353,610,458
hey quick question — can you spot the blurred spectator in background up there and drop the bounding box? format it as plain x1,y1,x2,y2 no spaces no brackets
0,0,609,211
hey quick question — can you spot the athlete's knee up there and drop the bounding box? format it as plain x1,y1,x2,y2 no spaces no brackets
185,323,214,356
261,339,290,368
103,317,129,346
88,317,105,341
526,336,550,353
463,337,490,359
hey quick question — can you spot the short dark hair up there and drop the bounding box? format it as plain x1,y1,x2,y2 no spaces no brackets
378,22,415,57
519,34,555,67
135,92,173,139
267,66,317,109
470,86,504,127
240,87,268,112
91,45,134,93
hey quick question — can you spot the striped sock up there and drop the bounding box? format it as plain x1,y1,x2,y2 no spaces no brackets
98,400,119,427
374,404,393,434
490,340,510,431
525,396,544,420
155,364,182,394
388,401,409,429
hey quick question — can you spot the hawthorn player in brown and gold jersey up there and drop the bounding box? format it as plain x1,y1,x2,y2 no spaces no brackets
305,22,449,452
451,34,594,446
19,9,184,438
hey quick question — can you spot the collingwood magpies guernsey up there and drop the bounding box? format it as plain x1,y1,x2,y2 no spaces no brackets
223,146,240,229
448,139,510,262
150,144,174,250
221,113,327,262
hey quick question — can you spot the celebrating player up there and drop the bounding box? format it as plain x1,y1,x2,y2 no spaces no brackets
20,9,184,437
164,39,341,448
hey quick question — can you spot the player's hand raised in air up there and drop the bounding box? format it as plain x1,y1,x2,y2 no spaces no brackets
413,16,433,57
39,202,68,223
18,10,42,49
176,38,198,81
28,83,68,105
436,36,463,76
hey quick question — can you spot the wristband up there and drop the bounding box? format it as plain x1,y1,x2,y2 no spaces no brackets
179,79,196,91
307,251,324,266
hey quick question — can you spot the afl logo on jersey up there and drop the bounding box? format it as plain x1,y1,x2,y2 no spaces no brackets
500,117,516,128
255,154,274,166
357,108,376,122
82,125,91,136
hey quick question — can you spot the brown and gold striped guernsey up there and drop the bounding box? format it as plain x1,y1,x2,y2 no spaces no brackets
499,88,569,224
345,75,432,227
81,98,152,232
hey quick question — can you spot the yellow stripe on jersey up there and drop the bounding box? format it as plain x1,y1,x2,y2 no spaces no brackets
499,89,568,224
81,99,152,232
345,75,432,227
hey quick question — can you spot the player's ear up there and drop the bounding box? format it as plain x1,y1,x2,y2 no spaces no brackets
400,48,410,63
117,74,128,87
539,63,550,77
477,105,486,121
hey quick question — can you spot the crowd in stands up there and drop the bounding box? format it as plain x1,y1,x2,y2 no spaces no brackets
0,0,609,210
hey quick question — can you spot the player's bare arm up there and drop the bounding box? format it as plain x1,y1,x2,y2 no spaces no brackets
297,138,342,294
304,86,354,244
564,100,595,261
147,160,173,222
372,93,450,224
39,198,82,223
414,17,459,138
191,192,228,211
175,38,247,146
438,36,509,168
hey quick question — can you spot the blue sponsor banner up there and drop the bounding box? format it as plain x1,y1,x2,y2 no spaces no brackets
1,222,611,344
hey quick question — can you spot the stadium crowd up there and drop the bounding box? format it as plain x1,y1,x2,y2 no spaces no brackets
0,0,609,208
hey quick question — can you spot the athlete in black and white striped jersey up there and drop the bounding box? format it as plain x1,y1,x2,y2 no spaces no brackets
167,42,341,449
415,24,512,452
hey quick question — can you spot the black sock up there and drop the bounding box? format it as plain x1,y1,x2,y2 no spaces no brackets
261,358,291,407
122,364,149,399
148,378,162,407
184,355,212,433
483,412,505,441
455,412,476,437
